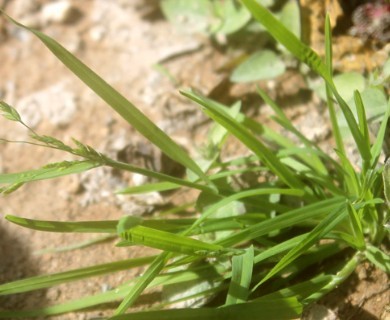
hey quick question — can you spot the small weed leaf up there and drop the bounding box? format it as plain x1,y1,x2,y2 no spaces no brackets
0,101,22,122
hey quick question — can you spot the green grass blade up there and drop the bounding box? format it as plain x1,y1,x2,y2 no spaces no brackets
255,203,348,286
258,274,334,301
240,0,329,81
371,98,390,167
241,0,367,160
1,12,209,184
346,202,365,250
334,149,360,196
118,225,238,257
365,244,390,273
114,252,170,315
116,182,180,194
187,187,305,235
104,158,214,193
0,161,98,191
218,197,344,247
354,90,371,171
5,215,118,233
0,257,154,295
182,90,305,189
256,89,328,175
225,246,254,305
324,14,346,159
35,234,115,254
253,233,308,266
110,297,302,320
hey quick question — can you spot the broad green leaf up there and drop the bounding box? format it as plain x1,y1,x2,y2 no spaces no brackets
314,73,365,102
212,0,251,35
1,12,209,184
230,50,285,82
160,0,212,33
279,0,300,39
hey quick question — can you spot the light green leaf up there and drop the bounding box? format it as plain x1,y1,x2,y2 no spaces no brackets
314,73,365,102
231,50,285,83
160,0,212,33
212,0,251,35
279,0,300,39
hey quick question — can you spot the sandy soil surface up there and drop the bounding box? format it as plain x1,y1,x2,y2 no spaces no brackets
0,1,388,319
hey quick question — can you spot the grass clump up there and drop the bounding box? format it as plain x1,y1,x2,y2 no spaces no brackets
0,0,389,318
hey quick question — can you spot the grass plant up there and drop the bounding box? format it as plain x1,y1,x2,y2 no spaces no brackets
0,0,389,318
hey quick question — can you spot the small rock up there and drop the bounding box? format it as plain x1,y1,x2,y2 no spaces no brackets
89,25,106,42
17,82,77,128
302,304,338,320
40,0,78,25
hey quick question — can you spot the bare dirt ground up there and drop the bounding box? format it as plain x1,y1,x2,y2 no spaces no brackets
0,1,388,319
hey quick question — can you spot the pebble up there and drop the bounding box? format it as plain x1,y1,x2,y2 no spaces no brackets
89,25,106,42
40,0,77,25
302,304,338,320
16,82,77,128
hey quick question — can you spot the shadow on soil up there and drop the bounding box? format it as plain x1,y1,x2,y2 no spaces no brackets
0,220,48,316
